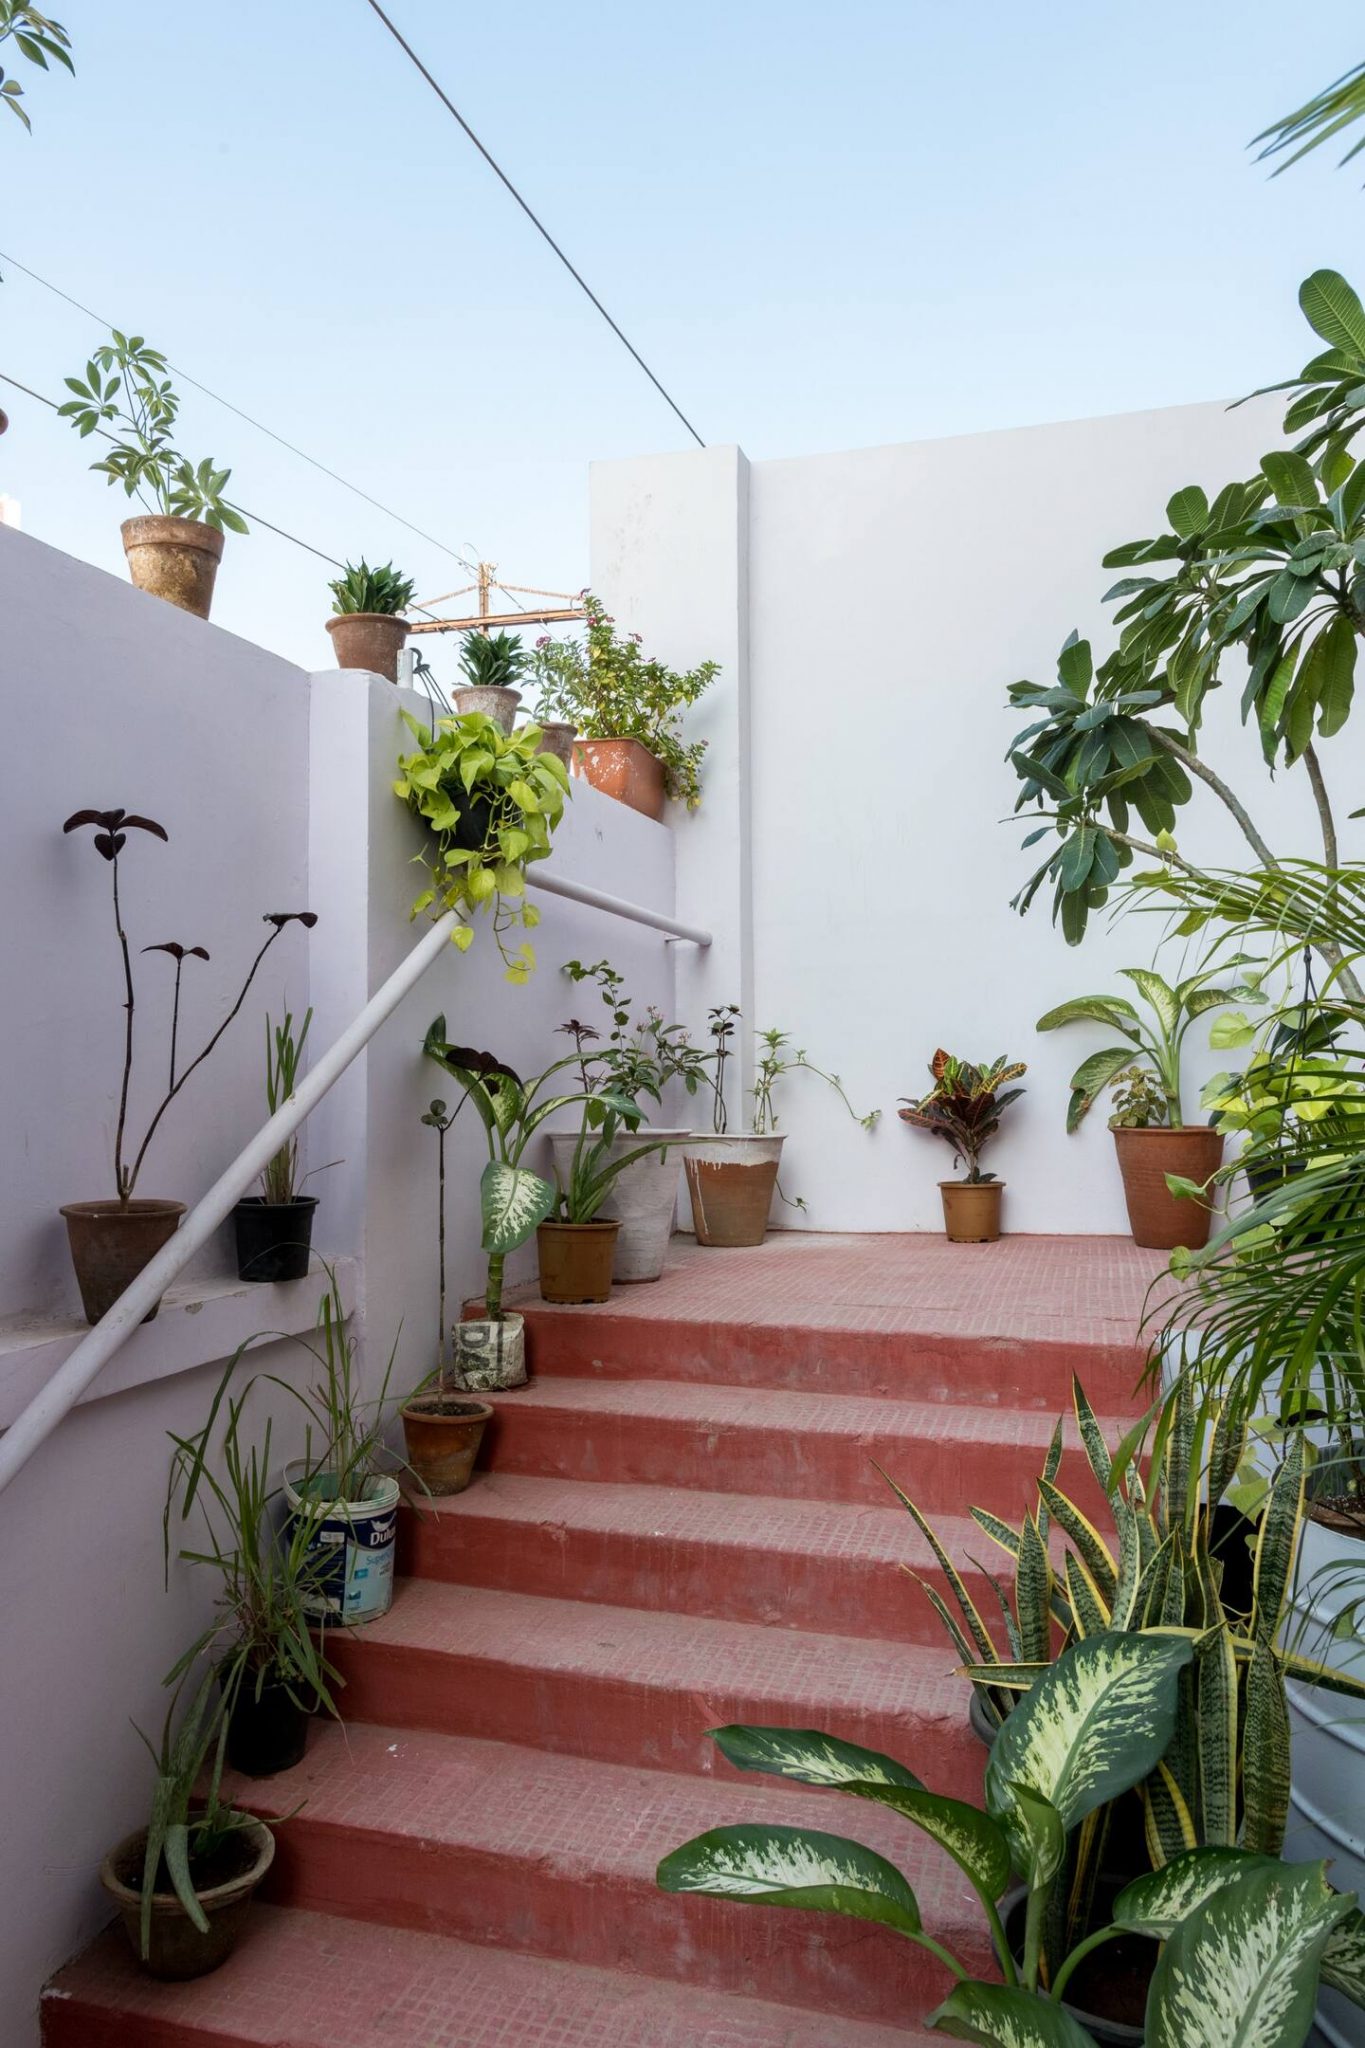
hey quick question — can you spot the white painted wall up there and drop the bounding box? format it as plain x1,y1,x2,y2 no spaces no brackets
0,528,679,2041
592,406,1362,1232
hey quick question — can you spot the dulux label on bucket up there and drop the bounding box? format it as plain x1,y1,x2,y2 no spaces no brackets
286,1466,398,1624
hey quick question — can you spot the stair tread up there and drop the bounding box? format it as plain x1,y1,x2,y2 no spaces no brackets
46,1906,939,2045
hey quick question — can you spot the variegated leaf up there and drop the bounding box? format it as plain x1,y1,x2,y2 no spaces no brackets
710,1725,923,1789
1037,1480,1117,1605
478,1159,555,1254
927,1980,1097,2046
882,1469,999,1661
971,1506,1023,1559
1114,1845,1277,1938
986,1633,1193,1846
1071,1377,1113,1492
655,1823,921,1938
1145,1759,1198,1866
1322,1906,1365,2009
1037,1417,1064,1544
1016,1513,1053,1663
1003,1781,1065,1889
1064,1551,1109,1637
1241,1636,1291,1855
1146,1860,1350,2048
1253,1437,1305,1639
1110,1495,1142,1630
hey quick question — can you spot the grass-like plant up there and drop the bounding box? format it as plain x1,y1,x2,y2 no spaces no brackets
327,560,415,616
58,332,247,532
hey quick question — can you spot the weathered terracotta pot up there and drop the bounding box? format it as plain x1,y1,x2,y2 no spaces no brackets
574,738,666,820
940,1180,1003,1243
451,685,521,733
121,516,223,619
681,1134,783,1248
100,1815,274,1980
400,1390,493,1496
536,1219,620,1303
325,611,408,682
59,1197,186,1324
1112,1125,1224,1249
535,720,577,768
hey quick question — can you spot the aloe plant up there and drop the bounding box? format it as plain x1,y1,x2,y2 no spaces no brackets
131,1665,260,1961
659,1636,1365,2044
327,560,414,616
458,628,530,692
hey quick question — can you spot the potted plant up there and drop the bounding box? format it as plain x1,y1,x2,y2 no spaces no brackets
164,1387,343,1777
393,708,568,980
1036,959,1263,1249
99,1666,274,1980
451,627,530,733
898,1050,1027,1243
682,1012,878,1248
60,808,316,1322
529,593,718,818
324,559,415,682
399,1096,494,1496
658,1636,1365,2046
57,331,247,618
232,1008,335,1282
554,957,712,1281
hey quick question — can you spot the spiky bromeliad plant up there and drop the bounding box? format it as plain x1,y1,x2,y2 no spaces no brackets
658,1633,1365,2045
898,1051,1026,1182
394,709,568,981
891,1374,1365,1976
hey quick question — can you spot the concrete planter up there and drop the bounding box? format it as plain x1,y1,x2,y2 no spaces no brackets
535,721,577,768
451,684,521,733
548,1129,686,1283
121,515,223,619
1288,1511,1365,2047
325,611,408,682
453,1312,528,1390
100,1815,273,1980
681,1134,783,1248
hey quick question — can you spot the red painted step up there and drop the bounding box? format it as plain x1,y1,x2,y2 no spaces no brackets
44,1906,941,2046
401,1472,1007,1644
329,1579,986,1798
227,1723,993,2028
481,1372,1120,1515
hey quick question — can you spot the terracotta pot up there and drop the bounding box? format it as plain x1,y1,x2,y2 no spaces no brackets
121,516,224,619
1112,1125,1224,1249
400,1390,493,1496
100,1815,274,1980
940,1180,1003,1244
452,1312,527,1391
325,611,409,682
548,1129,685,1283
451,684,521,733
536,1219,620,1303
535,720,577,768
574,737,666,820
59,1197,186,1324
681,1134,783,1248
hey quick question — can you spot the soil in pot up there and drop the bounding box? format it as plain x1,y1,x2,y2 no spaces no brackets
121,515,224,619
574,737,666,820
225,1675,309,1777
60,1197,186,1324
1111,1125,1224,1250
1003,1883,1153,2043
232,1195,318,1283
401,1391,492,1496
940,1180,1003,1243
537,1219,620,1303
102,1815,273,1980
682,1136,783,1248
325,611,408,682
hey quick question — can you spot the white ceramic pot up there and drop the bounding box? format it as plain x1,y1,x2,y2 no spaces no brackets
453,1311,527,1390
680,1133,784,1248
1289,1512,1365,2047
549,1129,686,1283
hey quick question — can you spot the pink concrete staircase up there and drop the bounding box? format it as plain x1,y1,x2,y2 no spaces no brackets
44,1233,1158,2046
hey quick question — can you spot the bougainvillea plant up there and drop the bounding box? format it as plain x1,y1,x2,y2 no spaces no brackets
898,1051,1027,1183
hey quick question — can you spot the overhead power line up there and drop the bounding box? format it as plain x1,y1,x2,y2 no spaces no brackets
359,0,707,452
0,245,482,574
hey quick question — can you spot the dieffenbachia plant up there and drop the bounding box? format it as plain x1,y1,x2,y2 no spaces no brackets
658,1635,1365,2045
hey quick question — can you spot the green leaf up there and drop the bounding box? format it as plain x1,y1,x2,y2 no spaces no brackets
710,1725,923,1791
478,1159,554,1254
656,1823,923,1938
1119,967,1178,1040
1035,997,1140,1037
1300,271,1365,358
1241,1637,1291,1857
1322,1907,1365,2007
1114,1846,1276,1939
1305,613,1357,738
985,1633,1194,1850
1004,1781,1066,1889
1261,449,1319,512
1166,486,1209,538
1063,1048,1139,1132
928,1981,1098,2046
1145,1860,1349,2048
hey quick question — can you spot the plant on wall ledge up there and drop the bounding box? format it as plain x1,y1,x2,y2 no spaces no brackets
898,1050,1026,1243
394,709,568,982
324,561,415,682
530,592,717,816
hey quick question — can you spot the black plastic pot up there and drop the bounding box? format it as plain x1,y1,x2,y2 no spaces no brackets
232,1196,318,1283
969,1687,1004,1748
1003,1884,1151,2044
452,789,494,851
226,1675,309,1778
1244,1152,1305,1201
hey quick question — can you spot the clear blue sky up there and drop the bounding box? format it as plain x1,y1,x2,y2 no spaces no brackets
4,0,1365,670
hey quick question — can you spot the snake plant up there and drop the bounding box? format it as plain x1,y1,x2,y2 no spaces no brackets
659,1636,1365,2044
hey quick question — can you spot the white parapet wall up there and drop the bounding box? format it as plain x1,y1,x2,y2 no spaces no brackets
0,523,679,2041
591,402,1362,1235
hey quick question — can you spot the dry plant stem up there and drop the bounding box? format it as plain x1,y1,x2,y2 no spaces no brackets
112,850,136,1201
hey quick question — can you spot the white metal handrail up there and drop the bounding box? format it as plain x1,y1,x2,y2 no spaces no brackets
529,869,711,946
0,869,707,1496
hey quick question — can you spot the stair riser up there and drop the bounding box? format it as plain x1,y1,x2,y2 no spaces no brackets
400,1510,1007,1647
43,2007,192,2048
516,1309,1145,1411
483,1400,1110,1518
262,1817,990,2028
329,1638,987,1801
